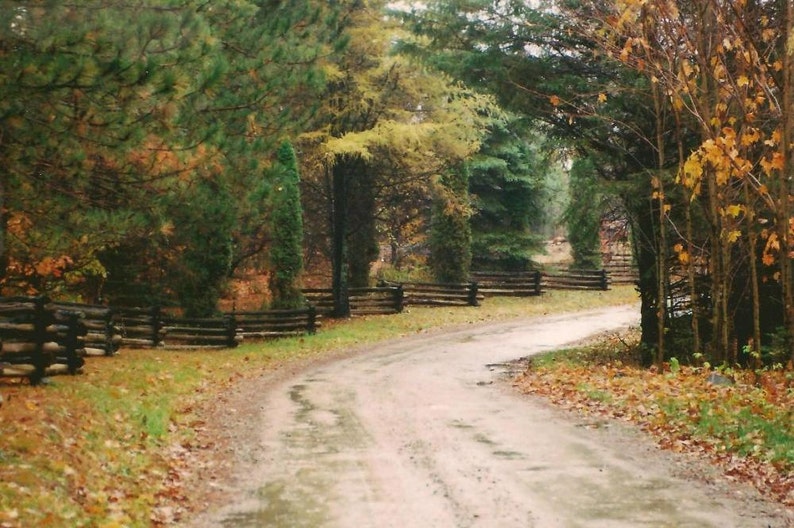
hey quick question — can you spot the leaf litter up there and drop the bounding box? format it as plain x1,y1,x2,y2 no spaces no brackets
513,329,794,511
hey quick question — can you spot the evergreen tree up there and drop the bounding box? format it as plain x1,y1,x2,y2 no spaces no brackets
429,164,472,283
168,178,235,318
564,157,602,269
268,141,305,309
470,117,548,271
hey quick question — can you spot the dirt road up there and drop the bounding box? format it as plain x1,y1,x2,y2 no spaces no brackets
185,306,791,527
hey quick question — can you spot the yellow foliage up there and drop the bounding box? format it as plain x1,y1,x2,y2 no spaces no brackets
725,204,744,218
725,229,742,244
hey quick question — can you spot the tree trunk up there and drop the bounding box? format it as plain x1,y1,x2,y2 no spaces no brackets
783,0,794,366
331,157,352,318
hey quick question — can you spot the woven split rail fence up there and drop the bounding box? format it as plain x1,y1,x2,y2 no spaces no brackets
470,271,542,297
0,296,89,384
377,281,482,307
113,306,319,349
603,251,639,285
0,297,320,384
233,307,318,339
302,287,403,317
542,269,610,291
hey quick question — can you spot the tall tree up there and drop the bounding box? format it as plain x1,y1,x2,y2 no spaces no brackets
469,117,549,271
0,1,343,313
299,0,496,316
429,163,473,282
268,141,305,309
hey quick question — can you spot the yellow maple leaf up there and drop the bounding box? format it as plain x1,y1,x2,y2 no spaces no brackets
725,204,743,218
598,93,608,103
725,230,742,244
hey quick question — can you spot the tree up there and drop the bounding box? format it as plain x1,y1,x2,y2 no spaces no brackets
298,0,496,316
429,163,473,282
564,157,602,270
268,141,305,309
469,117,549,271
0,1,344,314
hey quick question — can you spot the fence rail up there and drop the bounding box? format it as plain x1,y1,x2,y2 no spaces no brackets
0,296,87,384
542,269,610,291
302,287,403,316
471,271,542,297
378,281,481,307
233,307,318,339
114,306,320,349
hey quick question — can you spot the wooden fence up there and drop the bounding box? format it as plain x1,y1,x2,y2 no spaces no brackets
0,296,87,384
542,269,610,291
52,301,121,356
603,250,639,285
112,305,319,349
471,271,542,297
302,287,403,316
233,307,318,339
378,281,482,307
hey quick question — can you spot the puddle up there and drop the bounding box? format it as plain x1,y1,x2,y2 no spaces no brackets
493,450,524,459
220,479,329,527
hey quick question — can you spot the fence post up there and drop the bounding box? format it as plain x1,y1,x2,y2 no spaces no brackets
533,270,542,296
307,305,317,335
31,296,50,385
600,269,609,290
225,314,238,348
468,282,479,306
394,285,404,313
151,305,162,347
103,308,116,356
63,311,85,374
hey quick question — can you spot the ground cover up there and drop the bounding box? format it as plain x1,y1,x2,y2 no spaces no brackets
514,331,794,509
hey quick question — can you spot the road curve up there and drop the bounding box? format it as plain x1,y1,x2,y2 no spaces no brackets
186,306,788,527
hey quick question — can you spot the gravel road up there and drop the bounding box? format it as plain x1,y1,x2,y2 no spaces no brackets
184,306,792,527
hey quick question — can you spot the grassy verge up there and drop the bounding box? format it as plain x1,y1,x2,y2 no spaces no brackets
515,331,794,507
1,287,638,527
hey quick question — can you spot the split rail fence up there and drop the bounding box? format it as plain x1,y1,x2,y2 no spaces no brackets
542,269,610,291
0,297,319,384
471,271,542,297
0,297,89,384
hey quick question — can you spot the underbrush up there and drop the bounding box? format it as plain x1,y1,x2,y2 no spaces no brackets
516,331,794,507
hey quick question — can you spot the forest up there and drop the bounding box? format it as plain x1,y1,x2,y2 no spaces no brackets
2,0,794,370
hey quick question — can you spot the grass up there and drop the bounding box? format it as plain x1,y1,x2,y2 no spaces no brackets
0,287,639,527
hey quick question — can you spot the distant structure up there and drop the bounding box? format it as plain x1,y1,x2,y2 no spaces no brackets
600,214,638,285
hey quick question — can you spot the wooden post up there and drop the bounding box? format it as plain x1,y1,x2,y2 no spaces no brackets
600,269,609,291
306,305,317,335
394,284,404,313
225,314,238,348
63,310,85,374
151,305,162,347
468,282,479,306
30,296,50,385
103,308,116,356
533,270,542,296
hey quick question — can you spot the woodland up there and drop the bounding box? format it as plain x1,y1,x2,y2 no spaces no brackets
2,0,794,371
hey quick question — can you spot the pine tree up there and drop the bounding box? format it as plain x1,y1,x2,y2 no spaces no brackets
429,164,473,283
268,141,305,309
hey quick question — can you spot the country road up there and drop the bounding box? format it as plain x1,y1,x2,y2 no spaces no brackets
184,306,790,527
